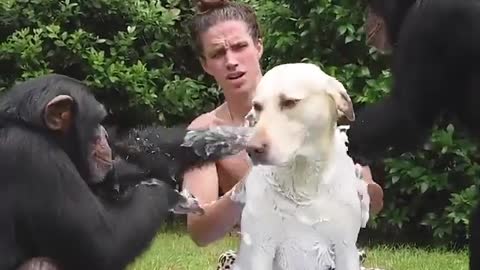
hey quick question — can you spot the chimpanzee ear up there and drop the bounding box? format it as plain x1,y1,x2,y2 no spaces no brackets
44,95,74,132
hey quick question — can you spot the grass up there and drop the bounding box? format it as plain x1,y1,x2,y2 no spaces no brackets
128,225,238,270
128,224,469,270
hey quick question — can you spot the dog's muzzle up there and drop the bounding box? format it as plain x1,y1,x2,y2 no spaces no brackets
246,142,269,165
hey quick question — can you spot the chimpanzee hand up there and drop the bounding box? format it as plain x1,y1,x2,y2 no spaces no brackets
91,158,150,201
182,125,253,160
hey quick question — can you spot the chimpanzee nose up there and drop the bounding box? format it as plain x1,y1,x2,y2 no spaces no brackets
246,141,268,161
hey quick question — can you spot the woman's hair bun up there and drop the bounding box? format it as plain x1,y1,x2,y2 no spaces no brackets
195,0,230,13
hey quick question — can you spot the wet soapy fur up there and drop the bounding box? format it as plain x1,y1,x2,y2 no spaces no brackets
233,127,370,270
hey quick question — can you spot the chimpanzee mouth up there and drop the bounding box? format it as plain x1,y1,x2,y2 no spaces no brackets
226,72,246,80
94,153,113,166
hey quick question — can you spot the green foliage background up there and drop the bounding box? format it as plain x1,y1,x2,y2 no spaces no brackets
0,0,478,246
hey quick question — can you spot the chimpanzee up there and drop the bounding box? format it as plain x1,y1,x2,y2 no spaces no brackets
0,74,250,270
345,1,480,269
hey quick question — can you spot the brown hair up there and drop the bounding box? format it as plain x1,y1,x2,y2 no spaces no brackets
190,0,262,57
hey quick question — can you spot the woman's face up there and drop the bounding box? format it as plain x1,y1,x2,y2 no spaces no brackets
200,20,263,96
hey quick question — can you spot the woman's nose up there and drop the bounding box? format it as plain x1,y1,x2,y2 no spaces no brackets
225,51,239,70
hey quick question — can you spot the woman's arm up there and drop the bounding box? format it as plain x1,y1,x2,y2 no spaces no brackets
183,164,243,246
182,112,244,246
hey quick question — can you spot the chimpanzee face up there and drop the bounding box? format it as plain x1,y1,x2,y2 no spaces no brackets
88,125,113,184
42,92,113,184
365,6,392,53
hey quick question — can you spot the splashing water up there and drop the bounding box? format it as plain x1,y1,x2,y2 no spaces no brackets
241,232,252,246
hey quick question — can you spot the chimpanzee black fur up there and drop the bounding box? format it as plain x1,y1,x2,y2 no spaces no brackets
346,1,480,269
108,124,251,187
348,0,480,163
0,74,247,270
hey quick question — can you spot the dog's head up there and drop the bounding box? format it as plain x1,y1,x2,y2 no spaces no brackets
246,63,354,165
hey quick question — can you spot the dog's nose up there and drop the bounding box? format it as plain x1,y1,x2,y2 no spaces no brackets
246,141,268,161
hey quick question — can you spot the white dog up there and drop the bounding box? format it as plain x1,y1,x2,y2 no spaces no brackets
231,63,370,270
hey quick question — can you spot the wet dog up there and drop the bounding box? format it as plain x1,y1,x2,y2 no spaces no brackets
232,63,370,270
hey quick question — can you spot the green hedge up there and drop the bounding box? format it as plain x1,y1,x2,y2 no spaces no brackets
1,0,478,246
0,0,221,126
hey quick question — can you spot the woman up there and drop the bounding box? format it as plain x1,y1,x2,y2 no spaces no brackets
183,0,384,268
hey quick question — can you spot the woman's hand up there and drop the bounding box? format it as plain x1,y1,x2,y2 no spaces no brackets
355,164,384,215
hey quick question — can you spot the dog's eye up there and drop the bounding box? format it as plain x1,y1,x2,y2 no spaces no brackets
253,102,263,112
280,98,300,110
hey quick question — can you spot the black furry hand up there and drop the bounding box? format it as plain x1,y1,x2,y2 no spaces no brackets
182,125,253,159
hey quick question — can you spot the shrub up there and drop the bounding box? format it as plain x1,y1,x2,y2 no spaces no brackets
0,0,221,126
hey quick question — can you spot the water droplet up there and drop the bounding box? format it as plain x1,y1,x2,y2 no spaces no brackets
242,232,252,245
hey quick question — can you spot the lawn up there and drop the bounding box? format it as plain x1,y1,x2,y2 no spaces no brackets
127,224,469,270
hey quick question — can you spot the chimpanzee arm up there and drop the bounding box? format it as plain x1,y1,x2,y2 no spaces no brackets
110,125,251,182
347,95,433,164
347,5,452,164
14,138,180,270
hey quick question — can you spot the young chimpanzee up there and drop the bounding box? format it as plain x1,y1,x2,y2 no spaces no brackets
0,74,250,270
346,1,480,269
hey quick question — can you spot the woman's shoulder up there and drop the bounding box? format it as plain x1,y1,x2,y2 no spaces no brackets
188,103,229,130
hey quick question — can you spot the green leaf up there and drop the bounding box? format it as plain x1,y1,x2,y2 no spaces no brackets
127,26,136,34
345,35,354,43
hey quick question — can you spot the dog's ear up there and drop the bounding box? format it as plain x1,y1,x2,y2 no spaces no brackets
326,78,355,121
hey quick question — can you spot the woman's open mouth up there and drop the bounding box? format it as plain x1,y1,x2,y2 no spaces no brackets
226,72,246,80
